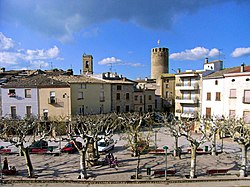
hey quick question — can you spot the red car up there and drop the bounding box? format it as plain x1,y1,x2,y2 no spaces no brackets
61,141,82,154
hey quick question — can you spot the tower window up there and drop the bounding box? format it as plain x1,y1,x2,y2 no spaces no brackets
86,61,89,68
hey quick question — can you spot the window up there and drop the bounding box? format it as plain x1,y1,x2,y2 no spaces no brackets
85,61,89,68
117,85,122,90
229,89,236,98
79,105,84,115
206,107,211,118
78,92,84,100
43,109,48,120
139,96,143,103
229,110,236,118
243,90,250,103
49,91,56,104
26,106,32,118
8,89,16,97
125,105,130,112
79,84,86,89
10,106,17,119
215,80,218,85
116,93,120,100
126,93,130,100
100,91,105,102
165,84,169,88
155,99,157,109
243,111,250,123
165,91,168,98
135,95,138,101
25,89,31,98
148,105,152,112
215,92,221,101
207,92,211,101
149,95,152,100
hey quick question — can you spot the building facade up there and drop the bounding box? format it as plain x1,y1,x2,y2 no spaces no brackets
202,65,250,123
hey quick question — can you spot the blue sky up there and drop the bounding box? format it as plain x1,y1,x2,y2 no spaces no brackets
0,0,249,79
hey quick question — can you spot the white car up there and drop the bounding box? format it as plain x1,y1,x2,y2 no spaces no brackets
98,138,115,153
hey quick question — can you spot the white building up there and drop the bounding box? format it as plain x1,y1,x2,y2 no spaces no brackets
202,64,250,123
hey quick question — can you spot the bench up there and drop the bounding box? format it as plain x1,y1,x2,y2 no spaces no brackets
206,169,229,175
154,169,176,177
149,149,165,154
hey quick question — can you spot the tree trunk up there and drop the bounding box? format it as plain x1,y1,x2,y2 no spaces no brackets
173,136,179,157
240,144,247,177
21,147,35,178
135,153,140,179
79,151,88,179
211,133,217,156
190,144,197,178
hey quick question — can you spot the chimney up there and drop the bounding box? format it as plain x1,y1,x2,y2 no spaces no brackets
80,69,82,74
205,58,208,64
240,63,245,72
177,68,181,73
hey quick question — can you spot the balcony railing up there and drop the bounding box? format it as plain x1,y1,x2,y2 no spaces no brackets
175,96,199,104
48,97,57,104
8,93,16,97
175,82,199,90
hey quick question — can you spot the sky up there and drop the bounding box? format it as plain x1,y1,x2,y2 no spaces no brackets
0,0,250,80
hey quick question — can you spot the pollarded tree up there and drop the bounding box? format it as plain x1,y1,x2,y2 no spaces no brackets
66,113,118,179
177,117,215,178
0,116,53,178
118,112,153,179
225,117,250,177
157,112,182,157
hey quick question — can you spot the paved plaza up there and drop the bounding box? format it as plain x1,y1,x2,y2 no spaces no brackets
0,127,249,186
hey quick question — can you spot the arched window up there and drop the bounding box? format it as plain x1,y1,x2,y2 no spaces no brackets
215,80,218,85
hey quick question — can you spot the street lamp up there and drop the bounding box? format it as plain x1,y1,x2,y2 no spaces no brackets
163,146,168,180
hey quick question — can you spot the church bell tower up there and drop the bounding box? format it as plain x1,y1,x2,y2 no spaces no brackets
82,54,93,75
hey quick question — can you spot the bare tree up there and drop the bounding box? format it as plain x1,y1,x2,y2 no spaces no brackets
158,113,182,157
225,117,250,177
177,117,215,178
66,114,118,179
118,112,152,179
0,116,55,178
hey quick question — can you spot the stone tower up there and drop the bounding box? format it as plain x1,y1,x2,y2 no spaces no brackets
82,54,93,75
151,47,169,80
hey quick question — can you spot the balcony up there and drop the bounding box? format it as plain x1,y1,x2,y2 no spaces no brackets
181,112,198,118
175,96,199,104
175,82,199,90
48,97,57,104
8,93,16,97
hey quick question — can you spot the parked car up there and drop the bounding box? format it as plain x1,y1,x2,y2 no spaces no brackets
29,139,49,153
98,138,115,153
61,141,82,154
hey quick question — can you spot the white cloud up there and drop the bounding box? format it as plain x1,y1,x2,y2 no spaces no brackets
0,33,62,69
25,46,60,60
98,57,143,67
0,32,15,50
231,47,250,58
98,57,122,65
30,60,49,69
170,47,220,60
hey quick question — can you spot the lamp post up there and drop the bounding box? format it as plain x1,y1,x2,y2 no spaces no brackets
163,146,168,180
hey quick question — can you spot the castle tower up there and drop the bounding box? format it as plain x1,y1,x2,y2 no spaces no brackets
82,54,93,75
151,47,169,80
